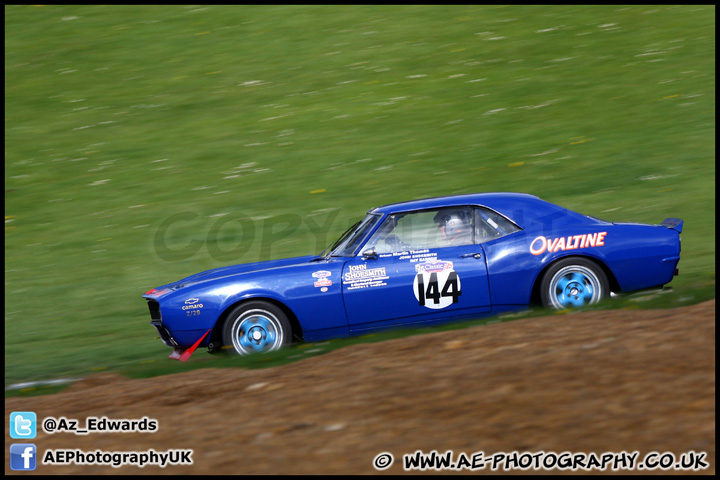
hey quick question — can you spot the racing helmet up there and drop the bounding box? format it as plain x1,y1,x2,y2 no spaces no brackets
434,209,471,237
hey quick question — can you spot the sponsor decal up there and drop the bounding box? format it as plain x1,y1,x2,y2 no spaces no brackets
413,260,462,310
314,278,332,288
530,232,607,256
312,270,332,278
344,263,389,290
415,260,454,273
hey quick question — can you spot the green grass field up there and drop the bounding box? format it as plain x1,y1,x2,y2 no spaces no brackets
5,5,715,389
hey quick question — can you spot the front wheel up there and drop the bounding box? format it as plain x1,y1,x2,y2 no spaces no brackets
222,301,291,355
540,258,609,310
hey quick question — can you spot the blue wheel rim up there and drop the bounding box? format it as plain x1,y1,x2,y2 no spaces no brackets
231,310,282,354
549,265,601,309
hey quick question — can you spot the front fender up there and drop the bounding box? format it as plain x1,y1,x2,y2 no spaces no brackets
215,264,350,335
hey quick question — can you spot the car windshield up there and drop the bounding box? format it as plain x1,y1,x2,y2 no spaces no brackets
320,213,382,258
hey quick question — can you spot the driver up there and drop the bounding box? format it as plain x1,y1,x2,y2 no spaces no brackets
434,209,473,246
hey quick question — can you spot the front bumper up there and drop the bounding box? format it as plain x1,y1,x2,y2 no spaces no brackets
147,300,179,347
146,299,212,349
151,320,179,348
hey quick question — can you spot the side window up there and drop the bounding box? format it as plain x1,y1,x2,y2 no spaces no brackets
474,207,521,243
365,207,475,253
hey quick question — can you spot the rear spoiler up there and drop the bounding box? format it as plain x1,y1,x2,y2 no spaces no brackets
661,218,683,233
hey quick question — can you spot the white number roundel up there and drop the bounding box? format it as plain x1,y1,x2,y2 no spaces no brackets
413,267,462,310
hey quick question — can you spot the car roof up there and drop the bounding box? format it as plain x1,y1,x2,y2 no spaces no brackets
370,192,540,214
369,192,590,228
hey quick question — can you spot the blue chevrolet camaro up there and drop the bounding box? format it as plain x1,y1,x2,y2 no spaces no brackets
143,193,682,359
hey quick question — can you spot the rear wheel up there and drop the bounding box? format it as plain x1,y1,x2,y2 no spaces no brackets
222,301,291,355
540,258,609,309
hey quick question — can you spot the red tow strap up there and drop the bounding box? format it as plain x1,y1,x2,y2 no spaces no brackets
168,329,212,362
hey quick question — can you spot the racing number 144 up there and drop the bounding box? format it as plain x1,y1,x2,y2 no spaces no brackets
415,271,461,307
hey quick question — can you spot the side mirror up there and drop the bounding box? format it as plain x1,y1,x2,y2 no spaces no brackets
361,247,378,260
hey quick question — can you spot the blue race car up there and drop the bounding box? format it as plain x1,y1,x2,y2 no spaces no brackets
143,192,682,359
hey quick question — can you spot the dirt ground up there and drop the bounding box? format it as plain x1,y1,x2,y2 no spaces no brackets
5,300,715,475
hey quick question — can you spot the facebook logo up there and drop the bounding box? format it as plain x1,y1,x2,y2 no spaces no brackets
10,444,37,471
10,411,37,439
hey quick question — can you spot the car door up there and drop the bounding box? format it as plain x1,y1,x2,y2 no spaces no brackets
342,206,491,333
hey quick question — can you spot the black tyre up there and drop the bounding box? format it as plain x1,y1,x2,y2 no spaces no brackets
222,301,291,355
540,257,609,309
